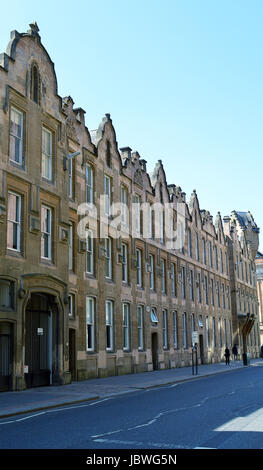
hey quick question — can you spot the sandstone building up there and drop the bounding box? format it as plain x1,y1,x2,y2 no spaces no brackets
0,23,260,391
255,251,263,345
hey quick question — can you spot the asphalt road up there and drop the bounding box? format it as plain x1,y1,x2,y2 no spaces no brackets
1,363,263,450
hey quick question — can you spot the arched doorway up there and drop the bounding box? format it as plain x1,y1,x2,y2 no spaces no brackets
151,332,158,370
25,293,58,388
0,322,13,391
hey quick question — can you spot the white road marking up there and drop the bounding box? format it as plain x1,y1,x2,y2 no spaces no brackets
93,438,187,448
0,397,112,425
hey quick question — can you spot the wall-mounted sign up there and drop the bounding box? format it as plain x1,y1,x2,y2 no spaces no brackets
24,365,29,374
192,331,199,346
37,328,44,336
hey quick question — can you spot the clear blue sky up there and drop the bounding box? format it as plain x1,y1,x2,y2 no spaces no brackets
1,0,263,249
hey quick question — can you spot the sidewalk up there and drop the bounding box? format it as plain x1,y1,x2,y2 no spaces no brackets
0,359,262,419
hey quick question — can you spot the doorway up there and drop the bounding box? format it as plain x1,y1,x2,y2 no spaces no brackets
0,323,13,391
25,294,54,388
151,332,158,370
69,329,76,381
199,334,204,364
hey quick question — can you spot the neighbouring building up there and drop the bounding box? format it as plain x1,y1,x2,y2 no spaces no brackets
0,23,260,391
255,251,263,346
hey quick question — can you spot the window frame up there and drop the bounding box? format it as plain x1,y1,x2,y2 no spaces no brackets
86,229,94,275
136,248,142,287
86,163,94,204
137,304,144,351
86,296,95,351
9,106,23,166
7,191,21,253
42,127,53,181
149,254,155,290
106,300,114,351
41,204,52,260
105,237,112,280
122,302,130,351
121,243,128,283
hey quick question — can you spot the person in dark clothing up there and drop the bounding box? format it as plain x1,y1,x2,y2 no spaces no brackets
224,346,230,365
232,344,238,360
261,345,263,359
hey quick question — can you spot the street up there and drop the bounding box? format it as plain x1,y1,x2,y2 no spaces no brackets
1,363,263,450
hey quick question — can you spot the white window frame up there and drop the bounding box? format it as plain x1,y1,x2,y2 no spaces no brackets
122,243,128,283
86,296,95,351
106,300,114,351
86,229,94,275
105,237,112,279
10,107,23,165
41,205,52,260
137,305,144,351
86,163,94,204
104,175,111,216
121,185,128,225
42,127,52,180
7,191,21,252
162,309,168,349
123,302,130,351
136,248,142,287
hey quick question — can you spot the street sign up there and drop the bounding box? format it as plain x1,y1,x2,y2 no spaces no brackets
192,331,199,346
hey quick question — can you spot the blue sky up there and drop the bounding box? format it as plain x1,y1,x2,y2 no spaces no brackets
1,0,263,249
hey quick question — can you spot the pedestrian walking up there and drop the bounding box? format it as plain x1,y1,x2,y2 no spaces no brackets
224,346,230,365
260,345,263,359
232,344,238,360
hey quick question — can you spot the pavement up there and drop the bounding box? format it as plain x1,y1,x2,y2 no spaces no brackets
0,358,262,419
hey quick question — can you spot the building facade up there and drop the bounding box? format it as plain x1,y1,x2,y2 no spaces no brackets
0,23,260,391
255,252,263,345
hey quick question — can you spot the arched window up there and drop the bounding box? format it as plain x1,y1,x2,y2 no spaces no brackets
31,63,40,104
